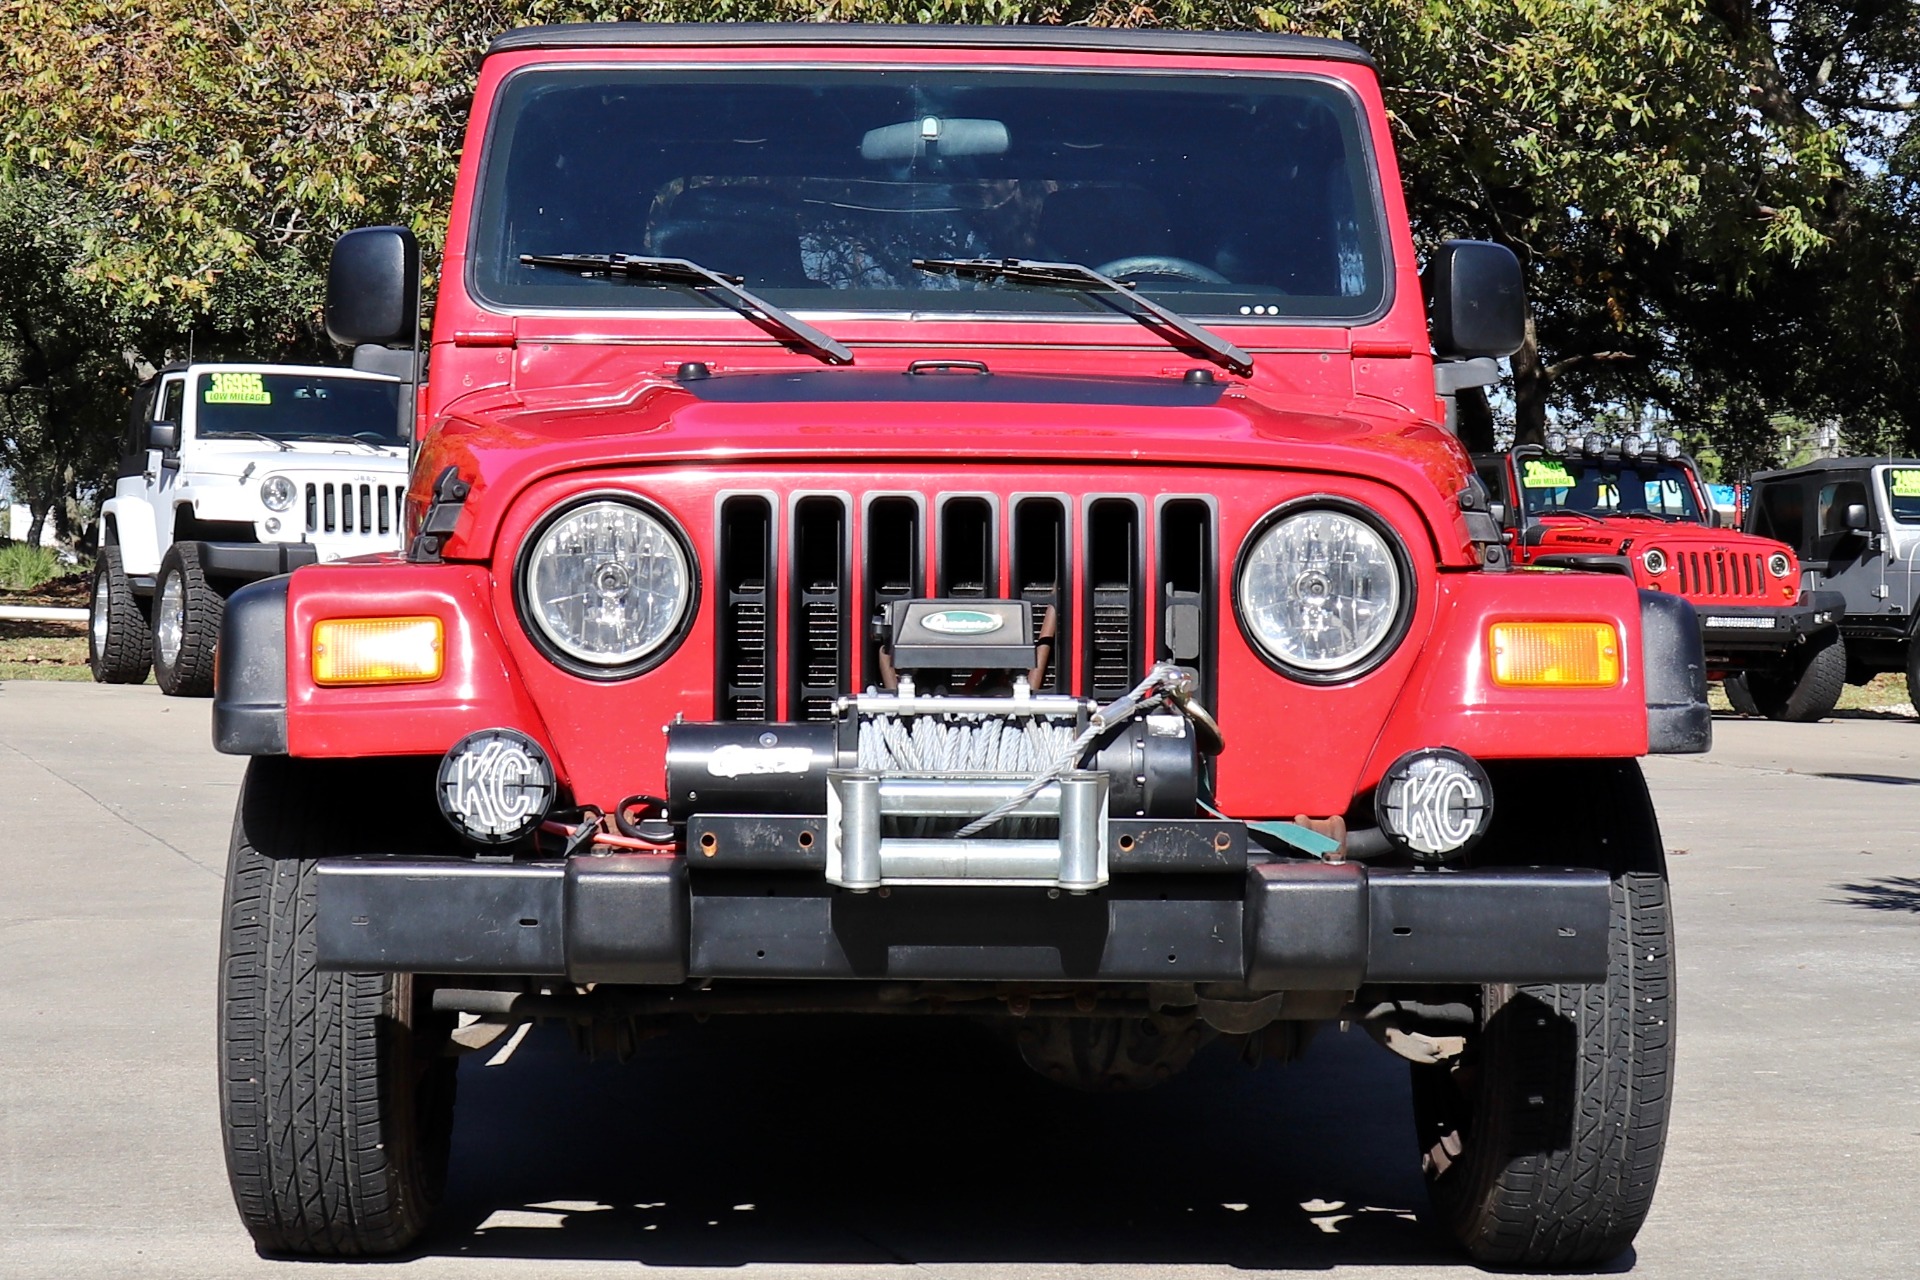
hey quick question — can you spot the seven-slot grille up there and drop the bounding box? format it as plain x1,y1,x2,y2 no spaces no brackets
304,481,401,539
1675,548,1769,600
715,493,1216,721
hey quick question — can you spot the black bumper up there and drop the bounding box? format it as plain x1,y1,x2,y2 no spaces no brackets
313,854,1613,988
186,539,319,583
1693,590,1843,661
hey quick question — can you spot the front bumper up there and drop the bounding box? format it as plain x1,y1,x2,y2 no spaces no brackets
1693,590,1844,662
314,854,1612,988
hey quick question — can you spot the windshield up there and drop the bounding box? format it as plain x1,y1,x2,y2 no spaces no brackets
194,372,405,446
1519,457,1704,523
1886,467,1920,525
471,67,1388,321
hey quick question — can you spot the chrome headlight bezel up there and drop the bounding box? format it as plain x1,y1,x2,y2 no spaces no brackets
1767,551,1792,578
1642,547,1668,576
1232,496,1416,684
260,475,296,512
513,492,699,680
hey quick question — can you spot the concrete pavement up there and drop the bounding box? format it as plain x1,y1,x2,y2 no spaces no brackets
1,679,1916,1278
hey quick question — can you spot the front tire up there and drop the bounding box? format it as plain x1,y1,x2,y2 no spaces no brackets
1411,760,1674,1268
1743,629,1846,722
152,543,222,696
218,757,457,1257
88,544,152,684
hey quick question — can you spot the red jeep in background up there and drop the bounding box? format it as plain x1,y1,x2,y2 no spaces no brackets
210,24,1707,1267
1480,436,1846,721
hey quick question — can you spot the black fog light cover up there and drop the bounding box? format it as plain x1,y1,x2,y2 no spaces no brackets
1374,747,1493,863
437,727,556,844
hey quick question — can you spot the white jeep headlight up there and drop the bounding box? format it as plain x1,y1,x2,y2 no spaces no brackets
260,475,296,512
520,497,692,672
1237,504,1407,678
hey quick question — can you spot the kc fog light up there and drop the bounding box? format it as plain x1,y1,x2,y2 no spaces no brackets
437,728,556,845
1375,747,1493,863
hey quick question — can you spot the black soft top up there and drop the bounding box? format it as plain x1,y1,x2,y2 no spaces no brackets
1752,456,1920,483
486,22,1374,67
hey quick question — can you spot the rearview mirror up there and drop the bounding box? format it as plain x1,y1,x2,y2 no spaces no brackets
148,421,180,452
1428,240,1526,359
326,226,419,348
861,117,1009,161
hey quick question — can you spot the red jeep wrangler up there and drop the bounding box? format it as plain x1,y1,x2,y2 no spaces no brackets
1479,437,1845,720
212,23,1708,1267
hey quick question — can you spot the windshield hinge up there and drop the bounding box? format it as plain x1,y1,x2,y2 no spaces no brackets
409,466,471,563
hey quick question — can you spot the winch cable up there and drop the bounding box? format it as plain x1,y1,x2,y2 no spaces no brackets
857,713,1074,775
952,663,1193,837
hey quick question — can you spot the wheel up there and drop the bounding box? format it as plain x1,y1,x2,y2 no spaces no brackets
219,756,457,1257
152,543,223,696
1721,674,1759,716
1094,254,1230,284
1743,630,1846,722
88,544,152,684
1410,760,1674,1268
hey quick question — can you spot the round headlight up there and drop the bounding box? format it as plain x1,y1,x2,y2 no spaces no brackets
1642,547,1668,575
520,498,693,673
260,475,296,512
1767,552,1792,578
1237,504,1407,678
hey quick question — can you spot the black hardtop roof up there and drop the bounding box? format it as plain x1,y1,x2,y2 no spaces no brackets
1752,456,1920,482
486,22,1374,68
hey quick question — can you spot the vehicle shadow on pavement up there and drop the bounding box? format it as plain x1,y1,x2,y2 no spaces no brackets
422,1016,1576,1270
1833,876,1920,914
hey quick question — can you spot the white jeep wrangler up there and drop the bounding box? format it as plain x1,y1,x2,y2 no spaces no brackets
89,362,410,695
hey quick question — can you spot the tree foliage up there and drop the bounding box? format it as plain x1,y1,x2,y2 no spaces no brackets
0,0,1915,529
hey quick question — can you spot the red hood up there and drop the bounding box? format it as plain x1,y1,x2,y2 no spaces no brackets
1527,513,1790,558
416,370,1487,565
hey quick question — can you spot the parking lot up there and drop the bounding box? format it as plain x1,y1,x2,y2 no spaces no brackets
1,679,1916,1279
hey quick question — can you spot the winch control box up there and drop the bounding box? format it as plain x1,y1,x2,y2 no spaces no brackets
886,599,1036,672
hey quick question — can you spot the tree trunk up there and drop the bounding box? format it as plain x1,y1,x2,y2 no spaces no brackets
1509,316,1550,446
26,492,53,549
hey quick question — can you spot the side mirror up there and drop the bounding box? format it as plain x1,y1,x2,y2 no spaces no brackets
326,226,419,348
1429,240,1526,359
1844,503,1870,532
148,421,180,452
1488,501,1509,527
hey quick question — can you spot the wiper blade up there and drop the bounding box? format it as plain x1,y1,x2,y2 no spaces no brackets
912,256,1253,377
211,431,292,452
294,433,387,454
520,253,853,366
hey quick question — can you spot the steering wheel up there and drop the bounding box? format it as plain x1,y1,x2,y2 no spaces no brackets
1096,255,1229,285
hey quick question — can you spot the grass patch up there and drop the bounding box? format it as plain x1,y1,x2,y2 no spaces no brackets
0,618,90,680
0,543,67,591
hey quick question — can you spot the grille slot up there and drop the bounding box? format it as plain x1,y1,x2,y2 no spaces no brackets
1156,499,1215,706
1084,498,1144,703
863,496,923,691
1012,497,1071,694
937,496,997,598
790,496,849,722
716,495,773,721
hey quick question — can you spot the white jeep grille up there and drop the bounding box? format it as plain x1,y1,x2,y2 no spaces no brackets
304,481,401,539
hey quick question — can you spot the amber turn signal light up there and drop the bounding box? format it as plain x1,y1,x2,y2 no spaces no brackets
1489,621,1621,688
312,617,444,686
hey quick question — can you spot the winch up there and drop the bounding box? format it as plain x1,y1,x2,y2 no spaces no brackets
663,599,1217,890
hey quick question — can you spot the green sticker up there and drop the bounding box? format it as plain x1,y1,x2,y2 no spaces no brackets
1523,459,1574,489
204,372,271,405
1890,468,1920,498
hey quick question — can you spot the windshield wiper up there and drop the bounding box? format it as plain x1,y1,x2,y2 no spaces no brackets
294,433,389,454
210,431,292,452
912,257,1253,377
520,253,853,366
